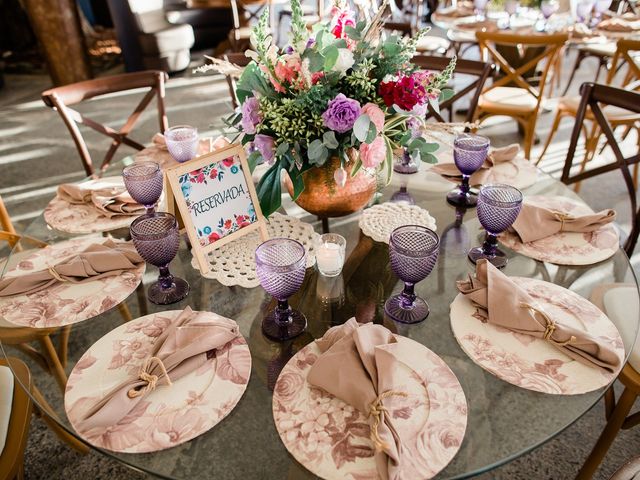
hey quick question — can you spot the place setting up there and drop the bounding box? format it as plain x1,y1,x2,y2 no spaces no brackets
430,134,538,208
499,195,619,265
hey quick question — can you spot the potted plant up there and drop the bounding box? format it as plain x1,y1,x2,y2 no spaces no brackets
212,0,455,217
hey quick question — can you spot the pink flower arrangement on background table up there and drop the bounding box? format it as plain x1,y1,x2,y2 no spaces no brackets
216,0,456,217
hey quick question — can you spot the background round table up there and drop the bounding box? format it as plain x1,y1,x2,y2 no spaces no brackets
1,158,639,480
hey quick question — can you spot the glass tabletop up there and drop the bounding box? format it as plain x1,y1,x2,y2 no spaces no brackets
1,159,638,480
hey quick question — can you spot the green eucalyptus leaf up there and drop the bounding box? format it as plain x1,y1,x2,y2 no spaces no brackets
323,131,339,149
305,50,325,72
365,122,377,144
276,142,290,156
345,26,361,40
323,45,339,70
308,139,325,159
422,152,439,164
439,88,455,102
353,114,371,142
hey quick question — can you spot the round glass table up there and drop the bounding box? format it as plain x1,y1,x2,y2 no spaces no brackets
1,161,638,480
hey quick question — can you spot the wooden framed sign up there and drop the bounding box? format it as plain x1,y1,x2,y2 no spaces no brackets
165,143,268,273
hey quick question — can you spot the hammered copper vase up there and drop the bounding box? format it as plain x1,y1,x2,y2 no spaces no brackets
284,155,377,217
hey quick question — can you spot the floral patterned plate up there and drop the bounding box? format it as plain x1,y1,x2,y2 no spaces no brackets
64,310,252,453
450,277,624,394
0,237,144,329
499,196,619,265
44,177,139,234
273,335,467,479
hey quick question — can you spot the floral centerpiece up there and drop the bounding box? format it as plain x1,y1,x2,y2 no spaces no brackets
218,0,455,217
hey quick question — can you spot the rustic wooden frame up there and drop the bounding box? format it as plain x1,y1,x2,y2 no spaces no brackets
165,143,268,274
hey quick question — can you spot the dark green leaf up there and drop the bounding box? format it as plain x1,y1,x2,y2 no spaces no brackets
247,151,262,172
422,152,438,164
256,162,282,217
287,167,305,200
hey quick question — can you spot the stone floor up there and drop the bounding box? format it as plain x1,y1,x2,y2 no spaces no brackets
0,38,639,480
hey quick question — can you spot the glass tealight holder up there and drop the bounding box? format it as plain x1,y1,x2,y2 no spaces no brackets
314,233,346,277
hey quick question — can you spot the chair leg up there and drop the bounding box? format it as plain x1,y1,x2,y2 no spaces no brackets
31,385,89,454
37,336,67,392
562,50,586,96
117,302,133,323
536,110,564,165
576,387,638,480
57,326,71,369
136,282,148,317
522,117,536,161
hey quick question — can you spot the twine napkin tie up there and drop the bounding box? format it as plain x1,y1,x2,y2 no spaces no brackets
551,210,575,232
520,303,577,347
368,390,408,451
127,356,173,399
46,265,66,283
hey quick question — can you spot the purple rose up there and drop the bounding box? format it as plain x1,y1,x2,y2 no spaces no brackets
241,97,261,134
254,134,276,165
322,93,361,133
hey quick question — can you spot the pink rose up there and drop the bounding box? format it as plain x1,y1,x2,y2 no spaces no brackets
359,136,386,169
360,103,385,133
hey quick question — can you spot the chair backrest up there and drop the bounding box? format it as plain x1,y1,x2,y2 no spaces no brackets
606,39,640,87
42,70,169,177
412,55,495,124
560,82,640,256
221,53,251,110
476,31,567,112
384,0,423,35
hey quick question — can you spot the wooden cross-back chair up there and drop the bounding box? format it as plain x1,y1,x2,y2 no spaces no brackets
42,70,168,178
228,0,278,51
412,55,495,125
538,39,640,172
221,53,251,110
560,83,640,256
474,31,568,160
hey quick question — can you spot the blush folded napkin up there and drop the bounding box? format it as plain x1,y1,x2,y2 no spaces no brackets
57,183,144,218
307,319,423,480
456,259,622,372
0,239,143,297
431,143,520,185
510,202,616,243
74,307,240,433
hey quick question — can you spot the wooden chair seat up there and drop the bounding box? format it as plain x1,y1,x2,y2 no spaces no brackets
0,358,32,480
478,86,539,114
416,35,451,53
580,41,618,57
559,95,640,121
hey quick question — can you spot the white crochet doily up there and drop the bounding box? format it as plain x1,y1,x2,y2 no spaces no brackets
359,203,437,243
191,213,319,287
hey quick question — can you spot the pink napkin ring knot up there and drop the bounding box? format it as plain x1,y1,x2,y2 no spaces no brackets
520,303,577,347
551,211,575,232
127,356,173,399
368,390,408,452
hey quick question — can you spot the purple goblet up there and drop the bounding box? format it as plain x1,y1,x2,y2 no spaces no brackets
468,184,523,269
446,134,490,208
384,226,440,324
256,238,307,341
165,125,199,163
122,161,163,214
130,212,189,305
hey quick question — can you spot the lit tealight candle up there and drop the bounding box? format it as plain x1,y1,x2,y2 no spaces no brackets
314,234,346,277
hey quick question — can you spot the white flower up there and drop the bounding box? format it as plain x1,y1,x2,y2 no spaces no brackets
332,48,355,74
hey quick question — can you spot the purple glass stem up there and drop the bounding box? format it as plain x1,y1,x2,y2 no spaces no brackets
158,265,176,291
275,299,293,325
481,232,500,256
399,282,417,307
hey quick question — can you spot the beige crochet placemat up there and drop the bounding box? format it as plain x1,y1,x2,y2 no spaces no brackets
191,213,319,287
359,203,437,243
